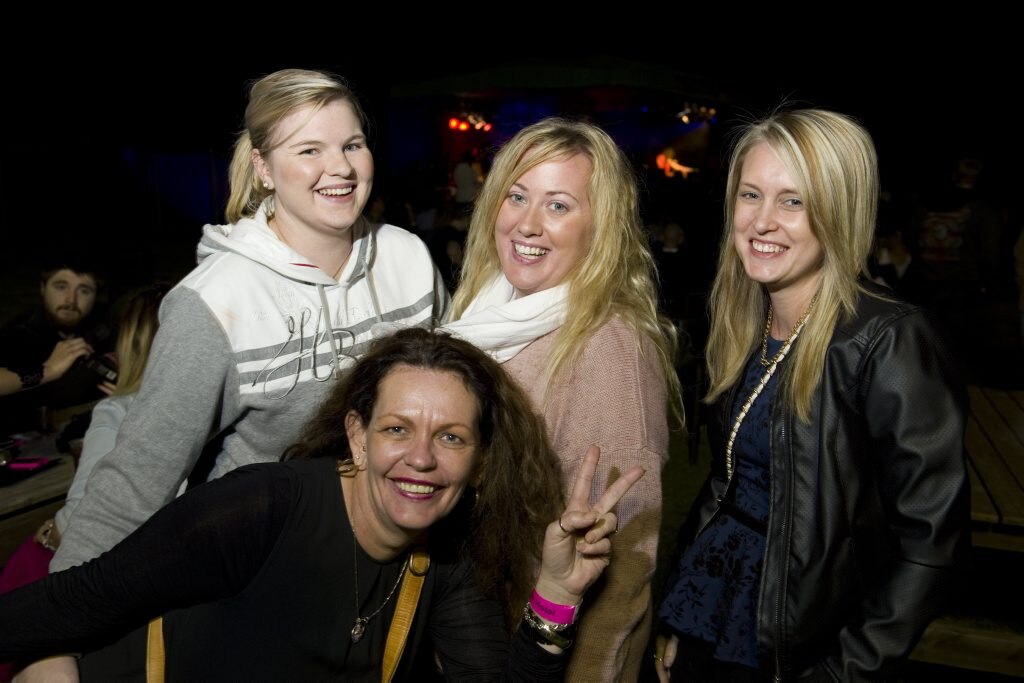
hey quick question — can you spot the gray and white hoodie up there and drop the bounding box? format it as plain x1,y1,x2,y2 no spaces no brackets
53,203,447,571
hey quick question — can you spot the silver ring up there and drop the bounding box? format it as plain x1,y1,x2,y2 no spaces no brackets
558,516,569,534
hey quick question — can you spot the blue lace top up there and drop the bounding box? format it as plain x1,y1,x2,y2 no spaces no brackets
659,337,783,668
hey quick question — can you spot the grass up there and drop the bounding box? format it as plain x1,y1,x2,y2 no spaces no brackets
654,423,711,603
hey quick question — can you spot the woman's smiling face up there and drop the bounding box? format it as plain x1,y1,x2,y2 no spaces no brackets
254,98,373,242
346,365,480,539
733,142,823,302
494,153,593,297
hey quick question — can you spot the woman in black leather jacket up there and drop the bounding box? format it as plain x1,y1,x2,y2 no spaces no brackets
655,109,968,682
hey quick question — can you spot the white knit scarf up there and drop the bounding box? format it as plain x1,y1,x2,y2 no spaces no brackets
442,274,569,363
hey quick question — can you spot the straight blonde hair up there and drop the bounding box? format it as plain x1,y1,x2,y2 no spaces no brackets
111,283,170,396
451,118,681,421
226,69,366,223
705,108,879,421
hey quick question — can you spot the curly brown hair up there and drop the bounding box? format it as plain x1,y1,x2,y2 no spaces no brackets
284,327,563,624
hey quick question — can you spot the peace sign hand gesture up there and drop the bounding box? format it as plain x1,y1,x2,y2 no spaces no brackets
533,446,645,608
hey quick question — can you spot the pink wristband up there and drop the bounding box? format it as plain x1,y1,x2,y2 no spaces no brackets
530,590,578,625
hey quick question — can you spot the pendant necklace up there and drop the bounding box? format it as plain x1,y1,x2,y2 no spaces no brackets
350,530,407,643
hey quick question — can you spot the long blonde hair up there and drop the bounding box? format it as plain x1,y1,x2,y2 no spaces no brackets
111,283,170,396
705,108,879,421
225,69,367,223
451,117,681,419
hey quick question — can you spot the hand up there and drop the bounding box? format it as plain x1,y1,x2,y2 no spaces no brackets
654,632,678,681
97,380,117,396
33,518,61,551
42,338,93,384
534,445,645,606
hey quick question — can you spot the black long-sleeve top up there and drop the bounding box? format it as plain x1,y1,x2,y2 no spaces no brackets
0,458,563,681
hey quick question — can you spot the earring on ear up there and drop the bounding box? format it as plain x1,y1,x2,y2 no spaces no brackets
262,180,271,190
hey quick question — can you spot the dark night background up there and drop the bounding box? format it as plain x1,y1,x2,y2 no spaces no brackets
2,40,1019,378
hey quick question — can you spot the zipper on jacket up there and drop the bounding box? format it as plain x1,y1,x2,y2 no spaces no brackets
772,410,793,682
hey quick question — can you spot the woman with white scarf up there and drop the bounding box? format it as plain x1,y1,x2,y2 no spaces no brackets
444,118,681,682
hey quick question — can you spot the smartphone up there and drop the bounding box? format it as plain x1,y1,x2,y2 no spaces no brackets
83,354,118,384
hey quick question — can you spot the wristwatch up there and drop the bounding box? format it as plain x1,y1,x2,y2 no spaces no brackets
16,366,44,389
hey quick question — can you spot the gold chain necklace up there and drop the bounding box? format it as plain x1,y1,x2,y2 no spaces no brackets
725,294,818,479
350,531,407,643
760,293,818,367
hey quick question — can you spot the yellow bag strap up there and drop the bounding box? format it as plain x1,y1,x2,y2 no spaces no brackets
381,547,430,683
146,616,165,683
143,548,430,683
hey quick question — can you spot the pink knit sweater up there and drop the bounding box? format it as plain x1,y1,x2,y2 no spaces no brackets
503,316,669,682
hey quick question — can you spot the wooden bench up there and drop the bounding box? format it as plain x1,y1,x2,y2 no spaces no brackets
913,614,1024,677
965,387,1024,552
911,386,1024,677
0,439,74,566
0,403,95,566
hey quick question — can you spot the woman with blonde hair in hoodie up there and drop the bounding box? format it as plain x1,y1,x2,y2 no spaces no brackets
42,66,445,585
17,66,446,683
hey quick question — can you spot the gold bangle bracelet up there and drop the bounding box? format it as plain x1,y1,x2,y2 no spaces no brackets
521,604,575,650
39,520,57,551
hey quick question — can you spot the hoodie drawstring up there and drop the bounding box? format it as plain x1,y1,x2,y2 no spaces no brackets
317,284,344,379
365,267,384,324
318,226,385,379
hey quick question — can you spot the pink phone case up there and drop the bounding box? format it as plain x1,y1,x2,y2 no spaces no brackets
8,457,51,470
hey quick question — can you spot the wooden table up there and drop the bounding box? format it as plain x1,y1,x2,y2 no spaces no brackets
965,386,1024,551
912,386,1024,677
0,434,74,566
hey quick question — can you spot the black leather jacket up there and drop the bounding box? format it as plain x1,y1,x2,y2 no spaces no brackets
686,286,969,681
